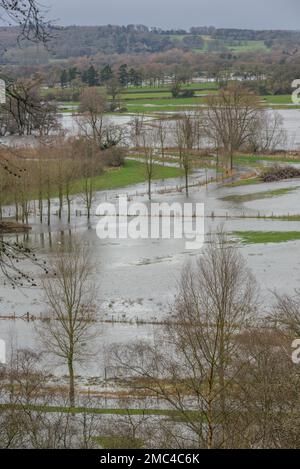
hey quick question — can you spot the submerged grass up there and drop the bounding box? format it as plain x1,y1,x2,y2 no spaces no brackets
233,153,300,166
0,403,202,421
224,178,262,188
221,186,300,203
234,231,300,244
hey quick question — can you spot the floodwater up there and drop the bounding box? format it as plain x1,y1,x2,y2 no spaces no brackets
59,109,300,150
1,107,300,381
1,108,300,149
277,109,300,149
2,171,300,380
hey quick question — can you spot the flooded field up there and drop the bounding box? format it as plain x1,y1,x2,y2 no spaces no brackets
1,105,300,382
1,108,300,149
2,167,300,380
60,108,300,149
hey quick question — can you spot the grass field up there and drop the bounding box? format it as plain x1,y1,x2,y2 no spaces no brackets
261,94,300,109
122,91,172,100
166,35,270,54
234,231,300,244
228,40,269,53
122,89,218,100
190,38,270,53
263,95,293,105
44,82,298,113
70,159,183,194
46,160,184,200
4,160,184,205
122,91,295,113
126,82,218,92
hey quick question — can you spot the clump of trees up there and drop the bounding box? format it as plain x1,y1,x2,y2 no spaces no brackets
0,349,101,448
203,83,286,170
204,83,262,170
78,87,125,146
111,231,300,449
0,136,124,225
1,231,300,448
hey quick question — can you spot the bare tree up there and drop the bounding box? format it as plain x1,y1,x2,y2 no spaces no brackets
155,119,168,166
78,87,124,149
0,0,51,43
0,1,52,283
79,141,103,220
0,348,101,448
99,397,155,449
142,130,156,200
175,113,198,196
39,241,98,407
246,110,286,153
78,87,107,147
204,83,262,170
130,113,145,149
106,77,122,111
3,77,58,136
114,230,258,448
235,326,300,449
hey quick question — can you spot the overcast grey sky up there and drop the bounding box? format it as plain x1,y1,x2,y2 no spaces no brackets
45,0,300,30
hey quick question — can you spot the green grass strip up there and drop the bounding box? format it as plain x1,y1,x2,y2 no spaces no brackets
234,231,300,244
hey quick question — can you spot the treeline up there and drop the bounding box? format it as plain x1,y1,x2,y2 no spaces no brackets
0,25,176,62
213,28,300,42
59,63,142,89
0,138,124,225
2,24,300,64
5,44,300,100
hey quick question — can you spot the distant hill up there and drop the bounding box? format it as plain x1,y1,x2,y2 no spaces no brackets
1,25,300,65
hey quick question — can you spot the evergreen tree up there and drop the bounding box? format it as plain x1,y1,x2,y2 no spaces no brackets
129,68,142,86
60,69,69,88
68,67,78,82
100,64,114,84
118,64,129,87
82,65,99,86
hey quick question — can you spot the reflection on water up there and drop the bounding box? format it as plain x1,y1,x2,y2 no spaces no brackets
1,112,300,377
2,176,300,324
1,108,300,149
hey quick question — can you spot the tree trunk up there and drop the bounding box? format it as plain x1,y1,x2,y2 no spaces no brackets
39,196,43,223
67,196,71,224
68,357,75,408
185,169,189,197
47,198,51,226
58,188,63,220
